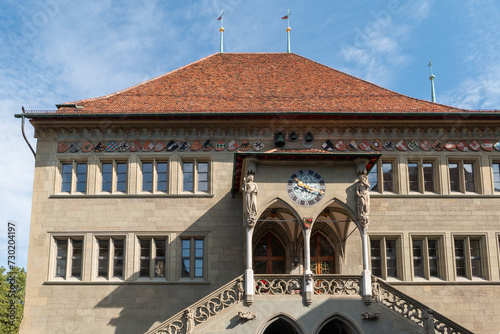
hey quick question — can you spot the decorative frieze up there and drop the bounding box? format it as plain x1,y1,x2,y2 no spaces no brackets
313,276,361,295
55,137,500,154
254,276,303,295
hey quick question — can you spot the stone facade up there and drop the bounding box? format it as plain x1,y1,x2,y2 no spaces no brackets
17,53,500,333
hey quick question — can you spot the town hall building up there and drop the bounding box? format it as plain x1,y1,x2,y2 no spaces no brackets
16,52,500,333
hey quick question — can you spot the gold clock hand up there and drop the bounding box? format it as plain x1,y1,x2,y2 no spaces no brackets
295,178,324,194
305,184,324,194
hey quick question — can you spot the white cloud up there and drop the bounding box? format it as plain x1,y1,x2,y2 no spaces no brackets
440,1,500,109
338,1,431,87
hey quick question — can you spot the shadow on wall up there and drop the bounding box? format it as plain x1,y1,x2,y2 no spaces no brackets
94,190,245,334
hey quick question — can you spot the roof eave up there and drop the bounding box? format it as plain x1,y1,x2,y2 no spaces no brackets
14,110,500,120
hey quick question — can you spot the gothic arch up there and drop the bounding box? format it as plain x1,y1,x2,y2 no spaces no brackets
314,313,361,334
312,198,358,230
258,197,301,223
258,313,305,334
253,222,292,250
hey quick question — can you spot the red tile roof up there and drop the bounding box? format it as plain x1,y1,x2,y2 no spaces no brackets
57,53,466,115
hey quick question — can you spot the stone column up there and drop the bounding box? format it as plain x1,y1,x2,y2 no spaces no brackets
302,219,313,305
242,161,258,306
245,226,254,305
354,158,372,304
361,228,372,304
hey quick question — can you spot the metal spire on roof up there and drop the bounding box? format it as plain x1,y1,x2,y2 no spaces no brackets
282,10,292,53
428,57,436,103
217,10,224,53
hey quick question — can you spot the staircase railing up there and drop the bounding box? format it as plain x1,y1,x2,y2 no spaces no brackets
145,275,244,334
146,274,473,334
254,274,362,296
372,278,474,334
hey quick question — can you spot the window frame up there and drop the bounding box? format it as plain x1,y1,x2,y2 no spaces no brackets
407,158,438,194
180,236,206,280
368,159,398,194
490,161,500,193
94,236,126,281
410,235,444,281
447,158,481,194
452,235,488,280
136,236,168,280
139,159,170,194
98,159,129,194
181,159,211,194
50,235,85,281
369,235,402,281
57,160,88,194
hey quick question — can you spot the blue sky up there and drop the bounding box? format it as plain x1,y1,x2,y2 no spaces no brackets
1,0,500,270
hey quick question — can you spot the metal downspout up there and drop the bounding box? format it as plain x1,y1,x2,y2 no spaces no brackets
21,106,36,158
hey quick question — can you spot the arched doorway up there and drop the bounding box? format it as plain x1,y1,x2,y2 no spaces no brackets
254,232,286,274
263,318,300,334
317,317,358,334
310,232,335,274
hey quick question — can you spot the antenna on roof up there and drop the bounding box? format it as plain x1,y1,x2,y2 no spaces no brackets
281,10,292,53
428,57,436,103
217,10,224,53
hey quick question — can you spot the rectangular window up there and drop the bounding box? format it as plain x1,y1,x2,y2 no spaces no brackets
181,237,204,279
368,164,378,192
54,237,83,280
116,162,127,192
141,160,168,193
101,160,128,193
382,163,393,192
368,161,396,193
454,236,484,279
138,237,167,279
97,237,125,279
102,163,113,192
408,160,435,193
449,160,477,193
61,164,72,192
198,162,208,192
370,239,382,277
412,237,441,280
370,236,400,280
60,162,87,193
412,239,424,278
385,239,398,278
183,162,194,192
493,163,500,192
182,160,209,193
408,162,419,192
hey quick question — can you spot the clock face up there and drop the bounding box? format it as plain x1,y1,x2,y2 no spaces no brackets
287,169,326,206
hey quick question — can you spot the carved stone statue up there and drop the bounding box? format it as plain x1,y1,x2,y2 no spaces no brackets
361,311,380,320
424,309,435,334
356,173,370,229
242,175,258,227
237,278,244,302
238,311,256,321
371,277,382,303
184,309,194,334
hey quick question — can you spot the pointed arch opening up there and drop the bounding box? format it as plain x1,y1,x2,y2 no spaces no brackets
254,232,286,274
316,314,361,334
310,232,336,275
253,198,301,275
259,314,305,334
